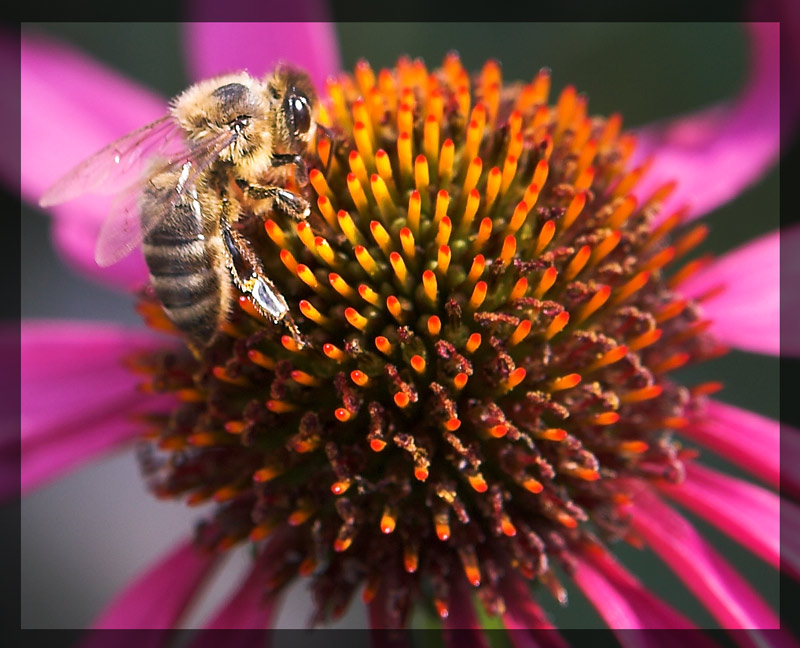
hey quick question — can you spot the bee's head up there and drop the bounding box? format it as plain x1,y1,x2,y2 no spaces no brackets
265,64,318,154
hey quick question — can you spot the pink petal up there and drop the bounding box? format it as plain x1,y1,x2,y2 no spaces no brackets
183,18,341,91
202,526,298,629
499,572,569,648
681,400,782,490
442,575,488,646
92,538,220,629
680,229,782,356
571,547,697,630
626,484,780,630
657,462,783,573
20,32,158,288
632,23,779,221
18,320,174,495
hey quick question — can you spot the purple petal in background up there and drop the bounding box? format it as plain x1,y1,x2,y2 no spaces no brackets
681,399,782,490
19,321,174,494
184,19,341,92
627,485,780,630
632,23,779,222
21,32,158,288
681,228,781,356
92,538,220,629
658,462,782,573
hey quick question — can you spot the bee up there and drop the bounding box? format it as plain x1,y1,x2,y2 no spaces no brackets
40,65,319,350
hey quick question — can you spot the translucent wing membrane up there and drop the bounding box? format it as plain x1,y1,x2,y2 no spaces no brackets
39,116,182,206
39,111,239,267
93,127,236,267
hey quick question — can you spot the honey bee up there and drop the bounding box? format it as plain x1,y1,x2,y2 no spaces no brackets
40,65,319,349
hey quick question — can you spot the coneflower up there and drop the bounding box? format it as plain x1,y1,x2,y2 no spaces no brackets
18,21,795,642
130,53,738,627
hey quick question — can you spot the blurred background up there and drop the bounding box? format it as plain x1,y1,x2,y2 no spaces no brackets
19,21,780,632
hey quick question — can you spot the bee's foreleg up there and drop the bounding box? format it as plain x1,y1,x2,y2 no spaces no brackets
245,184,310,220
270,153,309,185
219,211,305,347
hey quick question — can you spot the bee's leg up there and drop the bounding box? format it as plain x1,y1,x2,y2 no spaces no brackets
245,184,310,220
219,206,305,346
270,153,309,185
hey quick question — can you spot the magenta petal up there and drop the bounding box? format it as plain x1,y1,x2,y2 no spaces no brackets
680,229,781,356
92,538,220,629
19,321,173,495
632,23,779,221
21,32,157,288
681,399,783,491
200,528,300,629
571,547,696,630
657,463,782,572
500,572,569,648
184,19,341,92
626,485,780,629
442,575,487,646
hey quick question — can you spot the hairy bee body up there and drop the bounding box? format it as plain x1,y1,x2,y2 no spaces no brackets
40,66,319,350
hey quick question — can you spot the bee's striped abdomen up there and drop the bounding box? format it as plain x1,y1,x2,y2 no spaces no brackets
141,189,228,345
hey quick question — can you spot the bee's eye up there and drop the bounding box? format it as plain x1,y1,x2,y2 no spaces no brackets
287,95,311,136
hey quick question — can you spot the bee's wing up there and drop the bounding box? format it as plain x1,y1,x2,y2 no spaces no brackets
39,116,188,207
93,128,238,267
